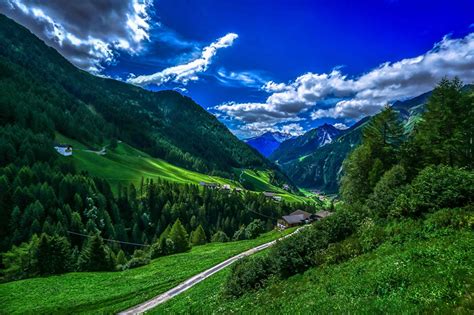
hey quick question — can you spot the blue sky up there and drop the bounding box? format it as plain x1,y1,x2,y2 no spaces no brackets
1,0,474,138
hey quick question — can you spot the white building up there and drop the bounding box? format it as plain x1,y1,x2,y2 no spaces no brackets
54,144,73,156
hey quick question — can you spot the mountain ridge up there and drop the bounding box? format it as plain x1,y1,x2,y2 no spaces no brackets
245,131,293,157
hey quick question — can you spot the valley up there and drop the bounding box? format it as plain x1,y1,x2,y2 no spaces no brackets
0,3,473,315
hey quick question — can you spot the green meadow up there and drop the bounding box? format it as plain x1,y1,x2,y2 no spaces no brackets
0,228,296,315
55,133,318,203
152,227,474,314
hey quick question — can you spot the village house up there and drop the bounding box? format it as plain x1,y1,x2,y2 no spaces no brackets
263,191,275,198
277,209,315,228
221,184,231,190
199,182,219,189
277,209,333,229
54,144,73,156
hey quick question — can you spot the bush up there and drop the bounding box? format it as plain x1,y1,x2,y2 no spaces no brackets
1,235,39,281
211,231,229,243
125,249,150,269
150,237,175,258
366,165,407,218
357,218,386,252
391,165,473,217
224,255,277,298
244,219,265,240
424,206,474,231
315,237,362,265
232,225,246,241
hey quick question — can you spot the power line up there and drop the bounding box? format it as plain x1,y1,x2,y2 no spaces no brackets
67,231,150,247
246,208,279,221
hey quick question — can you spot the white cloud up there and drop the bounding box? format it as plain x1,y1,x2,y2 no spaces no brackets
0,0,153,72
216,68,267,88
215,33,474,130
333,123,349,130
128,33,238,86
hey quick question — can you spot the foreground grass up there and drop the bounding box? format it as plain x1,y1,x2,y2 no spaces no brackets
0,228,295,314
153,228,474,314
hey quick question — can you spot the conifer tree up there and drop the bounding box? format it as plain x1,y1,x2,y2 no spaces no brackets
190,225,207,245
168,219,190,253
78,234,114,271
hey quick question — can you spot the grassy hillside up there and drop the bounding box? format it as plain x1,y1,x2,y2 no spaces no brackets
55,134,238,190
56,133,318,204
152,211,474,314
0,228,296,314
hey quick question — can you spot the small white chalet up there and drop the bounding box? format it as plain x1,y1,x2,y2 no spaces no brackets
54,144,73,156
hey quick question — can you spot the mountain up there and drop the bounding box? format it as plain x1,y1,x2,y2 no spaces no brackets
245,132,293,157
0,14,280,179
270,123,342,163
274,91,434,193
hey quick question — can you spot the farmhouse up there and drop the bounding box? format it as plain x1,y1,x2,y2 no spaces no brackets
199,182,219,189
54,144,73,156
277,209,316,228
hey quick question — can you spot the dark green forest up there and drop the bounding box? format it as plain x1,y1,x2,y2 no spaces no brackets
223,79,474,310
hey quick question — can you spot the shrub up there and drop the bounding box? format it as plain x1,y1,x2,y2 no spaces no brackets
1,235,39,281
244,219,265,240
357,218,386,252
232,225,246,241
366,165,407,218
424,206,474,231
315,237,362,265
125,249,150,269
224,255,277,298
211,230,229,243
391,165,474,217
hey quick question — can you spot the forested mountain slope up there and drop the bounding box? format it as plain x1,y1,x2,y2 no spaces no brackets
0,14,274,177
274,90,443,193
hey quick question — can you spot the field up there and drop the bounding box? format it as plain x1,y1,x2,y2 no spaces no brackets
152,226,474,314
0,228,296,314
55,134,318,203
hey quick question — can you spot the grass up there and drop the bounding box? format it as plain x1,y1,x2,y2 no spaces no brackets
152,225,474,314
55,133,318,204
0,228,296,315
238,169,318,203
56,133,241,191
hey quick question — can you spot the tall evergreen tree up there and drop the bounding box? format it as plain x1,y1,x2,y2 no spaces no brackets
168,219,190,253
78,234,114,271
190,225,207,245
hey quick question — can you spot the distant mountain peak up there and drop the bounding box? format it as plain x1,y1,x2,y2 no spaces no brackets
245,131,294,157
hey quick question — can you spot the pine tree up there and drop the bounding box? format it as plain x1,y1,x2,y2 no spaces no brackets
36,233,72,275
78,234,114,271
168,219,190,253
190,225,207,245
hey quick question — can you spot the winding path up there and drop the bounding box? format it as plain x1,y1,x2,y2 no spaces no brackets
118,227,304,315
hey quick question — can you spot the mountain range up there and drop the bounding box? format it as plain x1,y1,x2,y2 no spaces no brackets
265,93,436,193
245,132,293,157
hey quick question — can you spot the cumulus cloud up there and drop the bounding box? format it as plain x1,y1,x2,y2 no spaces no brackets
128,33,238,86
216,33,474,131
333,123,349,130
0,0,153,72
